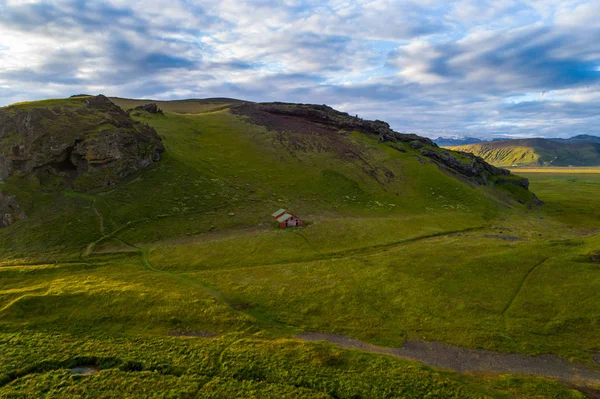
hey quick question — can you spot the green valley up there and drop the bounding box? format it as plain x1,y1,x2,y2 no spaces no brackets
0,96,599,398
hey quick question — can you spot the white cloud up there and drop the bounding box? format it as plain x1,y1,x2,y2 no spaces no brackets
1,0,600,137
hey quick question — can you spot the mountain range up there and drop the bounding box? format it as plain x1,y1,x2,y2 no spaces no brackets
446,135,600,167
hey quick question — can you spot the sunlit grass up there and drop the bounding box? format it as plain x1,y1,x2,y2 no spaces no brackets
511,167,600,173
0,101,599,397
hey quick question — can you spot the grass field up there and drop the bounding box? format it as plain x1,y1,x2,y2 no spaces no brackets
510,167,600,173
1,99,600,397
517,169,600,229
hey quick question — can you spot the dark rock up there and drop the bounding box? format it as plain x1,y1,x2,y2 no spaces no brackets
127,103,163,114
0,193,25,228
419,148,511,185
233,102,435,147
493,176,530,190
390,145,407,153
410,140,424,150
0,95,165,227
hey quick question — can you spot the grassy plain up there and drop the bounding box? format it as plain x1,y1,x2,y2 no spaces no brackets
511,167,600,173
1,99,599,397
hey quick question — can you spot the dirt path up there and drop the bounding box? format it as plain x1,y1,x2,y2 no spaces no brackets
81,222,132,257
298,333,600,390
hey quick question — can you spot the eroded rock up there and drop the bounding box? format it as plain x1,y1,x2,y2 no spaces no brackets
127,103,163,115
0,193,25,228
420,149,510,184
233,102,435,146
0,95,165,227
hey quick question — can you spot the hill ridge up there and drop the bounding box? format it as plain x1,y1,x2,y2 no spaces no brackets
449,137,600,167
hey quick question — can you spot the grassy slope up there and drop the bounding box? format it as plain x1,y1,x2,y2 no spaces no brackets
0,98,598,397
108,97,244,114
0,104,500,259
449,139,600,167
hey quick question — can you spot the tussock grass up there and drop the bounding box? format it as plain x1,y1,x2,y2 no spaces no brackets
0,332,589,398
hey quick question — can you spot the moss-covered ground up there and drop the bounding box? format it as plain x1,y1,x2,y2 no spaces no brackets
0,99,599,397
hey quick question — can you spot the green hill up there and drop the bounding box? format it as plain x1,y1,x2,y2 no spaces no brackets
448,138,600,167
1,96,599,398
108,96,245,114
0,95,538,258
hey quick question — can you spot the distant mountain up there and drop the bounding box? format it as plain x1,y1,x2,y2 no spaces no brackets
550,134,600,144
449,137,600,167
434,137,485,146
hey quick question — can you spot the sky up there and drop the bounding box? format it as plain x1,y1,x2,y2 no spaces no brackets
1,0,600,138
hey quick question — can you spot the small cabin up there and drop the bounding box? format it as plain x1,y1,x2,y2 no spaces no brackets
271,209,304,228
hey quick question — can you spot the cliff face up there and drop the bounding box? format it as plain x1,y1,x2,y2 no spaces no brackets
0,95,164,227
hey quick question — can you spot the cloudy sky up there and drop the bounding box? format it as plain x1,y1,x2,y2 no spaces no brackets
1,0,600,138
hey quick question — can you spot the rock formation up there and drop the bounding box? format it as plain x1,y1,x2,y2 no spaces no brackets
0,95,165,227
127,103,163,115
0,194,25,228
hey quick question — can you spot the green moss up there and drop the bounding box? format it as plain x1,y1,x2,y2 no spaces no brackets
1,101,600,398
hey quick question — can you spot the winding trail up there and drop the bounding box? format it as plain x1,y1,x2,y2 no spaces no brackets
501,257,550,316
298,333,600,390
112,238,243,316
272,225,488,269
81,222,132,257
311,225,487,260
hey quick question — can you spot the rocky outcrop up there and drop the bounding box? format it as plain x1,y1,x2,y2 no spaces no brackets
0,194,25,228
420,149,514,185
236,102,435,146
0,95,164,227
127,103,163,115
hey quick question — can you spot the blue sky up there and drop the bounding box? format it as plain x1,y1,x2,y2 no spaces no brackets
1,0,600,138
